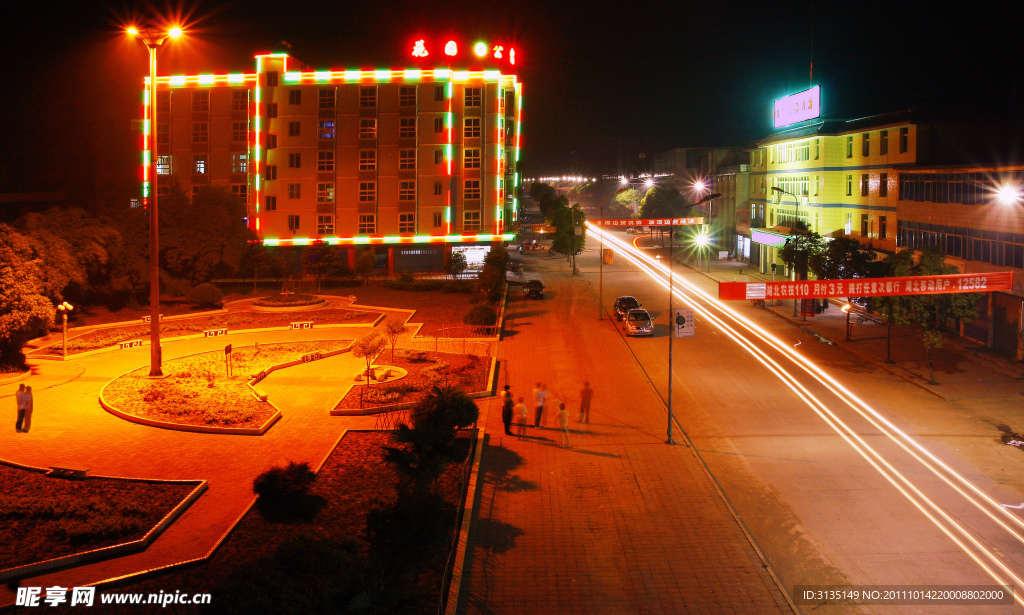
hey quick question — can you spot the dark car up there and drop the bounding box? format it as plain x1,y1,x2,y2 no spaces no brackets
523,280,545,298
614,296,640,321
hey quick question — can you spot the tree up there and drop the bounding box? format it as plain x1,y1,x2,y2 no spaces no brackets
443,250,467,279
639,186,684,220
808,236,874,281
869,250,917,363
0,225,55,369
474,245,508,303
241,242,283,292
383,316,407,362
107,207,151,307
352,331,386,404
301,240,340,292
612,188,642,217
355,248,377,285
550,203,586,272
778,229,826,281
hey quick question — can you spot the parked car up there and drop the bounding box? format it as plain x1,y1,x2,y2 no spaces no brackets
624,308,654,336
625,227,638,234
614,296,641,321
523,279,545,298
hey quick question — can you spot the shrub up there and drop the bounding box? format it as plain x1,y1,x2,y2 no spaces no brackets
398,271,415,284
187,283,224,308
462,304,497,327
366,486,453,570
253,461,316,505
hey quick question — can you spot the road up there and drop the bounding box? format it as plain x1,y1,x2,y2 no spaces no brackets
559,225,1024,613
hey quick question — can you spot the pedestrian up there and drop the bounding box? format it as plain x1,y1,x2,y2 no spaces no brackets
533,383,549,428
14,384,26,433
21,386,33,433
579,381,593,423
557,402,571,448
515,397,528,437
500,384,510,404
502,391,514,435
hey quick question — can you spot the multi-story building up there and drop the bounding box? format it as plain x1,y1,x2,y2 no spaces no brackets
141,48,522,272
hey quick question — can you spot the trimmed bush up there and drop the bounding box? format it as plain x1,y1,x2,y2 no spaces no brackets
252,293,324,307
187,283,224,308
462,304,497,327
253,462,316,505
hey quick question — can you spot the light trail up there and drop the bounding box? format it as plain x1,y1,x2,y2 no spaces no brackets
589,223,1024,605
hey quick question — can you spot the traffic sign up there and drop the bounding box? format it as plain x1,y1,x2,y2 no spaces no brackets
674,308,695,338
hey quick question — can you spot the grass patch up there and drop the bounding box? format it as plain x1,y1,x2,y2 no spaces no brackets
103,341,350,428
338,349,489,410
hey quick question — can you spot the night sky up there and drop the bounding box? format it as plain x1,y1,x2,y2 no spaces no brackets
4,0,1024,209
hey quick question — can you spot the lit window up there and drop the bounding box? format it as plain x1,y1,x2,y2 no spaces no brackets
265,195,277,211
288,121,300,137
399,180,416,201
193,155,206,174
319,88,335,109
288,214,300,231
288,153,301,168
317,215,334,235
360,118,377,139
318,151,334,172
432,211,443,227
265,72,278,87
232,153,248,174
266,134,277,149
359,150,376,171
400,118,417,139
359,181,376,202
399,149,416,169
464,180,480,200
156,155,172,175
289,89,301,105
465,87,482,107
156,91,170,114
232,121,247,142
317,183,335,202
465,149,481,169
434,86,445,101
192,123,208,143
862,133,870,157
464,118,480,138
358,214,376,234
318,120,335,140
231,90,247,111
360,86,377,108
400,86,416,106
288,183,301,199
399,213,415,233
231,184,248,200
192,91,209,112
464,210,481,231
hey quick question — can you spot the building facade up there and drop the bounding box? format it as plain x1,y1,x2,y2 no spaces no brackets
142,52,522,272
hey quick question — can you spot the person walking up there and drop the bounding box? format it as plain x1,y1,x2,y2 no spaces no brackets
21,386,33,433
14,384,26,432
501,391,514,435
533,383,549,428
557,402,571,448
579,381,593,423
515,397,528,438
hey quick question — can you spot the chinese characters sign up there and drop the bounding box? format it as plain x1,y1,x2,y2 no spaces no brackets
591,218,704,227
718,272,1012,301
410,38,517,67
773,85,820,129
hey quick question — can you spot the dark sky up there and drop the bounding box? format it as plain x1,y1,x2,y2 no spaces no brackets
3,0,1024,207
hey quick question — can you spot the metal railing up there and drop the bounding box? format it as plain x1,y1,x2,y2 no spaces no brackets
404,337,494,356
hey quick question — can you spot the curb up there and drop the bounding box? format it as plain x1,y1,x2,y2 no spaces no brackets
444,403,489,615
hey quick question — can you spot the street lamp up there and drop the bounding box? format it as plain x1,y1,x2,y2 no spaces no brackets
842,302,853,340
772,186,802,317
127,24,183,377
56,302,73,359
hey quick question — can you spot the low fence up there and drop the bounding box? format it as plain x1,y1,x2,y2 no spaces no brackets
373,407,411,430
404,337,493,356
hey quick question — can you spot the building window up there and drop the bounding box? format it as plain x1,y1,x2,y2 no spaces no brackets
862,133,870,157
156,124,169,145
265,195,277,211
880,130,888,155
265,72,278,87
465,87,482,107
465,118,481,138
880,173,888,197
434,118,444,133
400,117,417,139
861,173,869,196
232,121,247,142
267,134,278,149
400,86,416,106
156,155,171,175
359,150,376,171
360,86,377,108
317,215,334,235
434,150,443,165
399,180,416,201
317,183,335,202
432,211,443,227
435,85,445,101
288,183,301,199
814,139,820,160
231,90,247,111
360,118,377,139
318,120,335,140
814,175,820,196
231,184,248,200
318,88,335,109
288,153,301,168
464,149,481,169
317,151,334,172
193,155,206,174
232,153,248,173
899,127,909,153
359,182,376,202
434,181,443,196
265,165,277,180
846,174,853,196
358,214,376,234
192,123,208,143
288,121,300,137
192,91,209,112
399,213,415,233
400,149,416,169
464,180,481,200
266,103,278,118
288,89,301,105
879,216,888,239
845,213,852,235
156,91,170,114
861,214,869,237
288,214,300,231
846,136,853,158
464,210,481,231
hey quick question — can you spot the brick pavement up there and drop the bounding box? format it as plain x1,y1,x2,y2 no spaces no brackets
455,270,793,614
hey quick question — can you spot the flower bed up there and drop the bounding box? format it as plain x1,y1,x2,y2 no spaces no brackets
338,349,490,410
103,341,350,429
95,431,472,614
252,293,326,307
45,309,378,356
0,463,197,571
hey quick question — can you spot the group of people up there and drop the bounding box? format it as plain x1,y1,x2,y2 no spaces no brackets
500,382,594,449
14,384,34,433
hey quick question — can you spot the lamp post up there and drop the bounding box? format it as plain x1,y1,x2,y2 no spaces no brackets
771,186,801,317
127,25,182,377
57,302,73,359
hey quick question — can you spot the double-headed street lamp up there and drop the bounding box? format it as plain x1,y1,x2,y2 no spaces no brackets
771,186,804,317
127,24,183,377
56,302,73,359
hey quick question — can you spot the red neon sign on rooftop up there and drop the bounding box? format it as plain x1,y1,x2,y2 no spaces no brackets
411,37,517,66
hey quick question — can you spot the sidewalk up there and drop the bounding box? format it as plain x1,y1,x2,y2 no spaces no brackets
454,270,793,614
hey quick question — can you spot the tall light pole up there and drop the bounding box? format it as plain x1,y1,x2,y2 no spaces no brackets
771,186,801,317
127,25,182,377
57,302,73,359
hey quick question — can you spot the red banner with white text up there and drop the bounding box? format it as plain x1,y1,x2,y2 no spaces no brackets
719,272,1012,301
590,218,704,227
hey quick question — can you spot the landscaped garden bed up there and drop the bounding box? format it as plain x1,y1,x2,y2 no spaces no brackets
96,430,474,614
251,293,326,307
40,309,378,356
0,463,199,572
338,349,491,410
103,341,350,429
344,285,493,337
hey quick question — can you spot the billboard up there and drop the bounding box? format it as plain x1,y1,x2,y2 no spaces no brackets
773,86,820,129
719,272,1012,300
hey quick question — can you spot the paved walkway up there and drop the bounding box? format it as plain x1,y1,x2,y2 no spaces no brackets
455,268,793,614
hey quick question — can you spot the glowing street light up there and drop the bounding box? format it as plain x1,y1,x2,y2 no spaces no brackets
56,302,73,359
127,23,184,377
644,178,654,188
996,183,1022,206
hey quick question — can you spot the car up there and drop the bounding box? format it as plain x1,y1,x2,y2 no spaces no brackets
625,227,637,234
624,308,654,336
523,279,545,298
614,296,640,321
